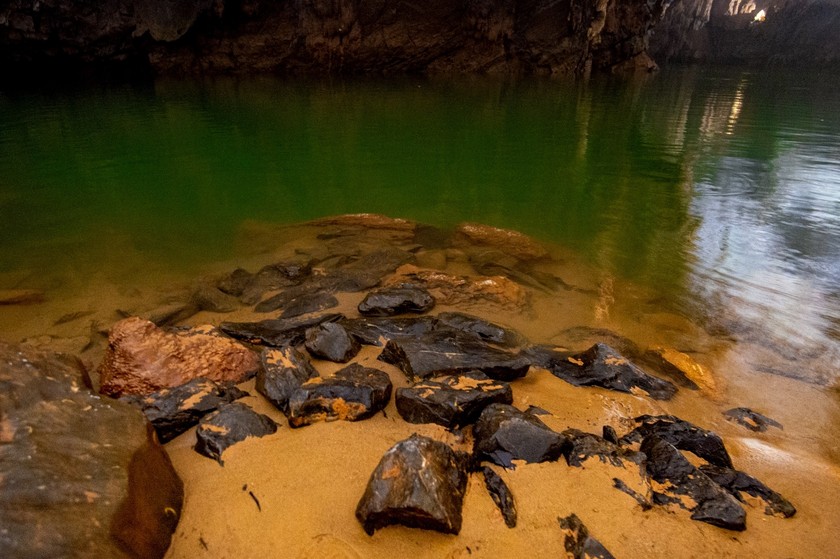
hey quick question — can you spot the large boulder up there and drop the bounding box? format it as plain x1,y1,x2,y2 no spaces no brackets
98,317,260,397
0,342,183,559
473,404,567,467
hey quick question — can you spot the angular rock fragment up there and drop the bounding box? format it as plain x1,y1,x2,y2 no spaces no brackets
128,378,249,443
723,407,783,432
219,313,343,347
358,285,436,316
256,347,319,414
699,464,796,518
532,343,677,400
620,414,733,468
238,260,313,304
482,467,517,528
436,311,525,348
562,429,645,468
98,317,260,397
379,329,531,381
641,436,746,531
256,290,338,317
557,513,616,559
304,322,361,363
340,316,438,346
396,371,513,428
194,402,278,464
287,363,392,427
473,404,567,467
355,434,469,535
602,425,619,444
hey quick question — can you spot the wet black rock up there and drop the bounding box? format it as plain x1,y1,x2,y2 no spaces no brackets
435,312,525,348
620,415,733,469
287,363,392,427
612,478,652,509
723,407,783,433
395,371,513,428
562,429,645,468
128,378,249,443
304,322,361,363
355,434,469,535
557,513,616,559
531,343,677,401
255,347,319,414
473,403,567,467
358,285,436,316
255,289,338,317
641,436,746,531
194,402,278,464
379,329,531,381
482,467,517,528
340,316,439,346
602,425,620,444
699,464,796,518
220,313,344,347
239,260,312,305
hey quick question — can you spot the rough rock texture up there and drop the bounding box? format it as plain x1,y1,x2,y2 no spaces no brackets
453,222,549,261
98,317,260,397
699,464,796,518
562,428,645,468
1,1,670,78
620,414,733,468
557,513,616,559
0,342,183,559
723,407,783,432
355,434,469,535
255,347,319,414
473,403,567,467
220,313,344,347
482,467,517,528
194,402,278,464
357,285,436,317
304,321,361,363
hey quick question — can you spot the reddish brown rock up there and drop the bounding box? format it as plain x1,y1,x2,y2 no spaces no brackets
453,222,549,261
98,317,260,397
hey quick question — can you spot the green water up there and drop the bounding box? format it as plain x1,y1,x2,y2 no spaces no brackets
2,67,840,378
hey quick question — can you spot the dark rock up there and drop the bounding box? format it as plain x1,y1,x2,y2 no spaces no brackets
532,343,677,400
723,407,783,432
255,347,319,414
344,247,416,278
562,429,645,468
144,302,199,327
640,348,702,390
318,269,383,292
280,292,340,319
219,312,344,347
379,329,531,381
194,402,278,465
612,478,652,509
553,326,642,361
287,364,392,427
0,342,183,559
641,436,746,531
395,371,513,428
473,404,567,467
482,467,517,528
602,425,619,444
304,322,361,363
355,434,469,536
358,285,436,317
525,405,551,416
699,465,796,518
557,513,616,559
254,283,338,315
239,260,312,305
436,312,525,348
191,285,239,313
125,378,248,443
217,268,253,297
340,316,439,346
620,414,733,469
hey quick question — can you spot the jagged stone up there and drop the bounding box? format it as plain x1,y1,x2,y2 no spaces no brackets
473,403,567,467
435,311,525,348
562,428,645,468
219,312,344,347
699,464,796,518
340,316,439,346
304,322,361,363
256,347,318,414
358,285,436,317
194,402,277,465
482,467,517,528
620,414,733,468
723,407,783,432
557,513,616,559
287,364,392,427
602,425,619,444
395,371,513,428
641,436,746,531
355,434,469,535
279,292,340,319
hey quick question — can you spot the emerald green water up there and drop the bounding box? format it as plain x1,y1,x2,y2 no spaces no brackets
2,67,840,381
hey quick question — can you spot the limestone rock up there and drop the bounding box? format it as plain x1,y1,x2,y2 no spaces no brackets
304,322,361,363
358,285,436,317
473,403,567,467
255,347,318,414
482,467,517,528
620,414,733,469
194,402,278,464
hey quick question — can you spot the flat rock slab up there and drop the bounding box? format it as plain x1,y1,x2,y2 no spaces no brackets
255,289,338,317
194,402,278,464
435,312,525,348
557,513,616,559
562,428,645,468
125,378,249,443
641,436,746,531
699,464,796,518
288,363,392,427
98,317,260,397
482,467,517,528
378,329,531,381
396,371,513,428
355,434,469,535
532,343,677,400
256,347,319,414
0,342,183,559
723,407,783,432
220,313,344,347
473,403,567,467
620,414,733,468
357,285,436,316
340,316,439,346
304,322,361,363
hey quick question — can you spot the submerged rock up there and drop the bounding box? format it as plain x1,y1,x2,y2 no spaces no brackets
453,222,548,261
238,260,312,305
287,363,392,427
304,322,361,363
217,267,253,297
98,317,260,397
194,402,278,464
219,313,343,347
557,513,616,559
641,436,746,531
562,428,645,468
435,312,525,348
0,288,44,305
620,414,733,469
256,290,338,317
340,316,439,346
190,285,239,313
473,403,567,467
723,407,783,433
357,285,436,316
699,464,796,518
355,434,469,535
256,347,319,414
482,467,517,528
396,371,513,428
642,346,717,393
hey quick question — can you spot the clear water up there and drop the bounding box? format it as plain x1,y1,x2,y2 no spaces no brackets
1,66,839,382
